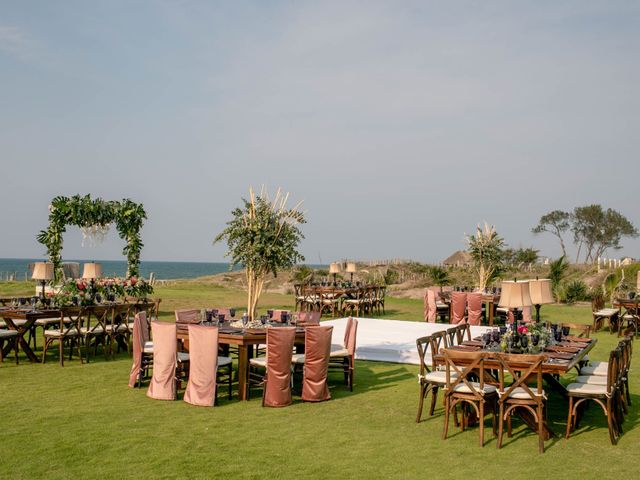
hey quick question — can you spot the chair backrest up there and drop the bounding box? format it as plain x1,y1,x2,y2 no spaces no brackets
466,292,483,326
606,347,621,394
445,326,458,347
184,325,219,407
301,325,333,402
294,311,320,327
424,289,437,323
175,309,201,324
271,310,291,323
128,311,148,387
442,349,491,399
428,330,448,369
451,292,467,324
263,326,296,407
58,306,87,336
495,353,546,402
85,305,112,336
345,317,358,356
455,323,472,344
416,332,446,375
561,323,591,338
147,321,177,401
592,292,605,312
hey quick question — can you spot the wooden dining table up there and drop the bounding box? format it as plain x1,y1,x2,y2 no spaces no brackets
1,308,60,362
177,325,306,401
434,336,596,439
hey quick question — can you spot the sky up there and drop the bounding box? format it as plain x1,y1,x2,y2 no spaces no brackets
1,1,639,264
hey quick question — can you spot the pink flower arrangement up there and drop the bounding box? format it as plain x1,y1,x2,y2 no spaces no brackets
517,325,529,334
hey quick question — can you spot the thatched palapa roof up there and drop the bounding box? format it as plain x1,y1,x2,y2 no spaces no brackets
442,250,472,267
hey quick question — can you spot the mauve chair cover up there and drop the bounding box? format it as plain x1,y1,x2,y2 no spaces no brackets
466,292,483,326
175,309,200,324
425,290,437,323
264,326,296,407
271,310,291,322
346,318,358,356
343,316,354,348
295,311,320,326
521,306,533,323
184,324,219,407
302,326,333,402
507,310,515,324
128,311,149,387
147,321,177,401
215,308,232,318
451,292,467,324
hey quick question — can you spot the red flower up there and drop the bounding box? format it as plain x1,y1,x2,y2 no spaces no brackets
517,326,529,334
76,281,86,290
129,276,138,286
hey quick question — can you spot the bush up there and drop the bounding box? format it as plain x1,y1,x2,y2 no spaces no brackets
564,279,589,304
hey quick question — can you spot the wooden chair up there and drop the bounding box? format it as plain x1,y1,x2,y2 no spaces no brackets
374,285,386,315
342,288,366,318
128,311,154,388
416,331,450,422
454,323,472,344
0,329,19,364
442,349,498,447
496,353,547,453
290,326,333,402
591,294,619,333
146,321,188,401
450,292,467,324
566,347,623,445
329,317,358,391
42,308,84,366
466,292,483,326
79,305,112,362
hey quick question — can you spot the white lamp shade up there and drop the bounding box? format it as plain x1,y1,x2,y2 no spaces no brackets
498,281,532,309
32,262,54,280
346,262,357,273
329,262,341,274
529,279,553,305
82,263,103,279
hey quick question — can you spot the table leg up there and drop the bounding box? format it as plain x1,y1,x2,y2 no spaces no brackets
2,320,40,363
543,373,568,400
488,301,494,326
237,344,249,401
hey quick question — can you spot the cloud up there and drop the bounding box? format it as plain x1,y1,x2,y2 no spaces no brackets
0,25,34,61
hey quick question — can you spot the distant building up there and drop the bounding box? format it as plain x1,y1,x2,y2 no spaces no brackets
621,257,636,266
442,250,472,268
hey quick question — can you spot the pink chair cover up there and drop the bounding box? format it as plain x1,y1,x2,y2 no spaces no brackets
184,325,219,407
345,317,358,356
301,326,333,402
466,292,483,326
507,310,515,324
451,292,467,324
264,326,296,407
271,310,291,323
521,306,533,323
128,311,149,387
215,308,232,319
295,311,320,326
424,289,437,323
175,309,200,324
147,321,177,401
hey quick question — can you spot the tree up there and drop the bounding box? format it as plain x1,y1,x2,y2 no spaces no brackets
215,188,306,320
428,265,451,292
571,205,638,263
466,223,505,290
514,247,539,265
532,210,570,258
548,255,569,301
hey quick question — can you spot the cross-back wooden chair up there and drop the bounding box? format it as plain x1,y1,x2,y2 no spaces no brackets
0,329,19,364
79,305,112,363
342,288,366,317
495,353,547,453
42,307,84,366
455,323,472,344
591,293,619,333
416,330,450,422
442,349,498,447
445,326,459,347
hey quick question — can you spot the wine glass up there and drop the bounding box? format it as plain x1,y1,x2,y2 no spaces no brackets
95,293,102,304
19,297,26,307
260,315,267,325
482,332,491,348
229,308,236,318
506,336,513,352
492,329,501,343
532,333,540,347
218,313,225,324
241,314,248,327
554,329,562,342
267,310,274,319
499,326,507,335
30,296,38,309
562,326,570,337
520,335,529,349
282,313,290,325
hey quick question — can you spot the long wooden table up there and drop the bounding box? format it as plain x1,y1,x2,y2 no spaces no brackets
177,326,306,401
434,337,596,439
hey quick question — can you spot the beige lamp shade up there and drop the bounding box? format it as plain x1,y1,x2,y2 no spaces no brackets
346,262,357,274
82,262,103,279
32,262,54,280
329,262,341,274
498,280,532,309
529,279,553,305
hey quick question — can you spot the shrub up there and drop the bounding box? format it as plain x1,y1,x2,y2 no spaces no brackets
564,279,589,304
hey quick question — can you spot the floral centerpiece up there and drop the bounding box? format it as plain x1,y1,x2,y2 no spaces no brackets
53,276,153,306
500,322,554,354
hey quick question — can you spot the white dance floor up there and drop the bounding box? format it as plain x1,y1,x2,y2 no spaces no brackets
322,317,493,366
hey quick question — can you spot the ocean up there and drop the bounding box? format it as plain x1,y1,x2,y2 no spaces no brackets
0,258,237,281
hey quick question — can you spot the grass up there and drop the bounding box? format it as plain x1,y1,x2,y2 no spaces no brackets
1,280,639,479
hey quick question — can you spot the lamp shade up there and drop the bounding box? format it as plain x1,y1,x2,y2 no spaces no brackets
329,262,341,274
32,262,54,280
498,280,532,309
529,279,553,305
346,262,357,273
82,262,103,279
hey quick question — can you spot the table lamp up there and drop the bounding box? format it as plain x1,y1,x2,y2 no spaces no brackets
346,262,357,282
498,280,532,326
329,262,341,285
529,278,553,322
82,262,103,296
32,262,54,299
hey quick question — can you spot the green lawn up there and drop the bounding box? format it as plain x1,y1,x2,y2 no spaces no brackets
1,281,638,479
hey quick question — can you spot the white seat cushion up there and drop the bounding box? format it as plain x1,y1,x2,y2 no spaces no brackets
580,363,608,375
329,348,350,357
594,308,618,317
453,382,497,394
34,318,61,326
576,375,608,386
177,352,189,362
421,371,459,384
0,330,19,338
44,328,79,337
217,356,232,367
566,382,607,395
291,353,305,364
505,386,546,400
143,341,154,354
249,357,267,368
79,326,104,335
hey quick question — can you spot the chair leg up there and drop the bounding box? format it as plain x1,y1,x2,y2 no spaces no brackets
479,402,485,447
59,340,64,367
565,396,574,439
497,404,504,449
538,404,545,453
416,384,427,423
442,397,450,440
228,363,233,400
429,386,439,417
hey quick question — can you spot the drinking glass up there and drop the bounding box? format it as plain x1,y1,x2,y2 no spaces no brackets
554,329,562,342
482,333,491,347
218,313,226,323
532,334,540,347
241,315,248,327
520,335,529,349
499,326,507,335
562,326,570,337
267,309,274,319
19,297,26,307
229,308,236,318
95,294,102,304
72,296,79,306
492,329,501,343
30,296,38,308
260,315,268,325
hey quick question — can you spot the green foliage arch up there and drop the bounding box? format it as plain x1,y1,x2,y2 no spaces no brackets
37,194,147,281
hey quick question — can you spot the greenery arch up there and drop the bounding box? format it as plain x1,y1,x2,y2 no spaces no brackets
37,194,147,281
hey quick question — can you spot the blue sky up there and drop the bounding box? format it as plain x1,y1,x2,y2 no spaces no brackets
1,1,639,264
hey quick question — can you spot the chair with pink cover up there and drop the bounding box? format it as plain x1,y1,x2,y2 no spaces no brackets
294,311,321,327
271,310,291,323
299,325,333,402
424,289,437,323
450,292,467,324
147,321,189,401
521,306,534,323
128,311,153,388
467,292,483,326
329,317,358,391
